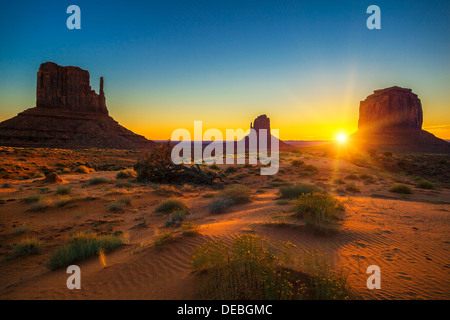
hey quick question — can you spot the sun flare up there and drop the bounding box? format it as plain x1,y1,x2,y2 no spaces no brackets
336,133,347,143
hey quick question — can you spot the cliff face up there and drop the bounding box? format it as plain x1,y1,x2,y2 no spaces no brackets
0,62,155,149
358,86,423,131
37,62,108,114
351,86,449,154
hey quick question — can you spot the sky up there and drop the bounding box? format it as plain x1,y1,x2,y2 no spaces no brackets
0,0,449,141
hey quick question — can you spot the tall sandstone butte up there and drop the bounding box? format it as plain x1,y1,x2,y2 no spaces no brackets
351,86,449,153
0,62,155,149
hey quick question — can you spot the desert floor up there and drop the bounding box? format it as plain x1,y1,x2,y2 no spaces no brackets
0,146,449,300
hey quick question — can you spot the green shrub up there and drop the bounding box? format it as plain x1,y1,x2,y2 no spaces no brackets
181,221,200,236
359,174,376,184
294,193,345,233
153,229,175,249
155,198,188,213
47,232,125,270
190,234,350,300
219,185,251,204
21,194,42,204
74,165,94,174
84,177,109,186
415,179,435,190
275,199,290,205
209,164,220,171
1,183,12,188
28,200,49,212
107,197,131,212
389,184,412,194
345,183,361,193
209,197,234,214
291,159,305,167
56,185,72,195
344,174,359,180
303,165,319,174
225,166,238,174
13,225,29,235
278,183,320,199
14,238,43,256
165,211,187,227
116,169,137,180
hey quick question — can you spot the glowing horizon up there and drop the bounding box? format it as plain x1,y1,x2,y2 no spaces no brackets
0,1,449,141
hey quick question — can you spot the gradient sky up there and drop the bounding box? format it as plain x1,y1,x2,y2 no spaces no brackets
0,0,449,141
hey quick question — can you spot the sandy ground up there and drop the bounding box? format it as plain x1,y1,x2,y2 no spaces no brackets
0,148,449,300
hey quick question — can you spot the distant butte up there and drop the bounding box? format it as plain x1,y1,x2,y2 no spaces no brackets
0,62,155,149
350,86,449,153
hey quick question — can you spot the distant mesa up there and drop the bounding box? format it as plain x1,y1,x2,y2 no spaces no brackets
350,86,449,153
0,62,155,149
245,114,291,150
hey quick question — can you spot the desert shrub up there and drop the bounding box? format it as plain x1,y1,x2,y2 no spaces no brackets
219,185,251,204
38,187,50,194
202,193,215,198
415,179,435,190
209,197,234,214
189,234,303,299
56,185,72,195
84,177,109,186
345,183,361,193
115,181,134,189
55,196,78,208
333,178,345,185
278,183,320,200
359,174,376,184
291,159,305,167
155,198,188,213
297,249,350,300
135,141,222,184
74,165,94,174
1,183,12,188
116,169,137,180
294,193,345,233
276,200,290,205
47,232,125,270
235,173,248,179
21,194,42,204
14,238,43,256
181,184,196,192
165,211,187,227
224,166,238,174
154,185,181,196
344,174,359,180
13,225,29,235
389,184,412,194
181,221,200,236
28,200,49,212
153,229,175,249
107,197,131,212
303,165,319,174
209,164,220,171
383,151,393,157
190,235,350,300
367,148,377,157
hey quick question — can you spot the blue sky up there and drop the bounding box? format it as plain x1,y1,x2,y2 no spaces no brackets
0,0,449,140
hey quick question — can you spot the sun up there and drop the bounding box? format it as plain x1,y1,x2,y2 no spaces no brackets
336,133,347,144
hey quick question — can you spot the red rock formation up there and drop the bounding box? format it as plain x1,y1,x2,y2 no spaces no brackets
0,62,155,149
37,62,108,114
351,86,449,153
251,114,271,136
358,86,423,130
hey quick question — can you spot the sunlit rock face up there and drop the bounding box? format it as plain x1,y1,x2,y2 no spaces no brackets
350,86,449,153
37,62,108,115
358,86,423,131
0,62,155,149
